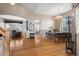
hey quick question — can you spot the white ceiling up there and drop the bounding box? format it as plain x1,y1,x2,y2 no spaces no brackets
22,3,72,16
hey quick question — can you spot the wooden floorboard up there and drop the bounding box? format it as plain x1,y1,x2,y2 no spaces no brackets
10,37,71,56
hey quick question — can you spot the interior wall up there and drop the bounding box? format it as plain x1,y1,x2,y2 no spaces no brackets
0,18,4,28
40,19,53,31
40,18,54,37
75,7,79,55
26,20,35,38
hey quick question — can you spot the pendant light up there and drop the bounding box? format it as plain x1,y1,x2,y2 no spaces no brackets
55,9,62,20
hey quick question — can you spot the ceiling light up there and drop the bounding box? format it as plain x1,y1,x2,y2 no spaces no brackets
55,15,62,20
35,20,40,23
10,0,15,6
55,9,63,20
10,3,15,6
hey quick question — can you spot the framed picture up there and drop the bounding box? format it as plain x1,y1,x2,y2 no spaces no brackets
26,21,28,31
29,22,35,31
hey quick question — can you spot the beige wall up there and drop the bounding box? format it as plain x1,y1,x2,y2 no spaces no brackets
75,6,79,55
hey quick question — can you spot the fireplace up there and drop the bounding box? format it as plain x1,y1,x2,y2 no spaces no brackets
30,33,35,39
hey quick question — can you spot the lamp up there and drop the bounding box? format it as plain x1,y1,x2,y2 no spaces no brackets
55,9,62,20
55,15,62,20
54,9,62,32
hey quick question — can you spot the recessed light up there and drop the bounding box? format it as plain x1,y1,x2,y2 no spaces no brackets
35,20,40,23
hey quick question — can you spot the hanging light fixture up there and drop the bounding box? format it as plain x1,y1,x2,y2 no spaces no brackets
55,9,62,20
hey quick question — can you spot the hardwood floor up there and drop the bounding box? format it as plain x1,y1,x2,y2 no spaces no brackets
10,37,72,56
